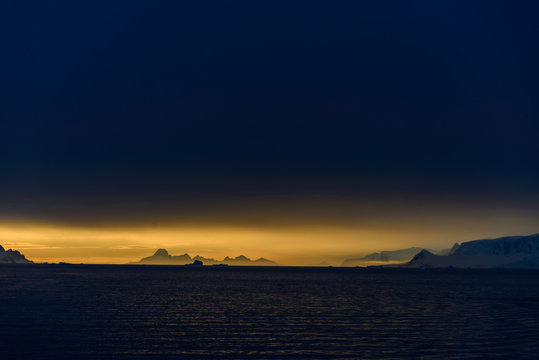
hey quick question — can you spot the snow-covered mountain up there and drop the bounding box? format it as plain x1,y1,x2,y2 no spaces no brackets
0,244,33,264
407,234,539,268
132,249,277,266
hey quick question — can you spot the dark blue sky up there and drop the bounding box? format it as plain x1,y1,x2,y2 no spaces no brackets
1,0,539,224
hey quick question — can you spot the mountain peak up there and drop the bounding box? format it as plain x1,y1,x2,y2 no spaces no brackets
341,247,427,266
0,245,33,264
153,249,170,257
409,249,436,262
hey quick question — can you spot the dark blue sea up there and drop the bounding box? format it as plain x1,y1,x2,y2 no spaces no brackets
1,265,539,359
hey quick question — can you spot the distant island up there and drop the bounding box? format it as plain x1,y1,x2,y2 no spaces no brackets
0,244,33,264
340,245,461,266
341,247,437,266
131,249,277,266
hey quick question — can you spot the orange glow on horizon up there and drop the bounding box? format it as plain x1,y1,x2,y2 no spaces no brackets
1,209,539,265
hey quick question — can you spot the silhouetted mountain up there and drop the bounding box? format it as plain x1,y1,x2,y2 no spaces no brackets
341,247,429,266
132,249,277,266
0,244,33,264
407,234,539,268
221,255,276,266
134,248,195,265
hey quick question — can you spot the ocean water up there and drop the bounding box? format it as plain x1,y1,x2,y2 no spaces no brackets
1,265,539,359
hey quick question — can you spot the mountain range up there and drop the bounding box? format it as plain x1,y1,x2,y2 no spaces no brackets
341,234,539,269
0,244,33,264
406,234,539,269
132,249,277,266
341,247,445,266
4,234,539,268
